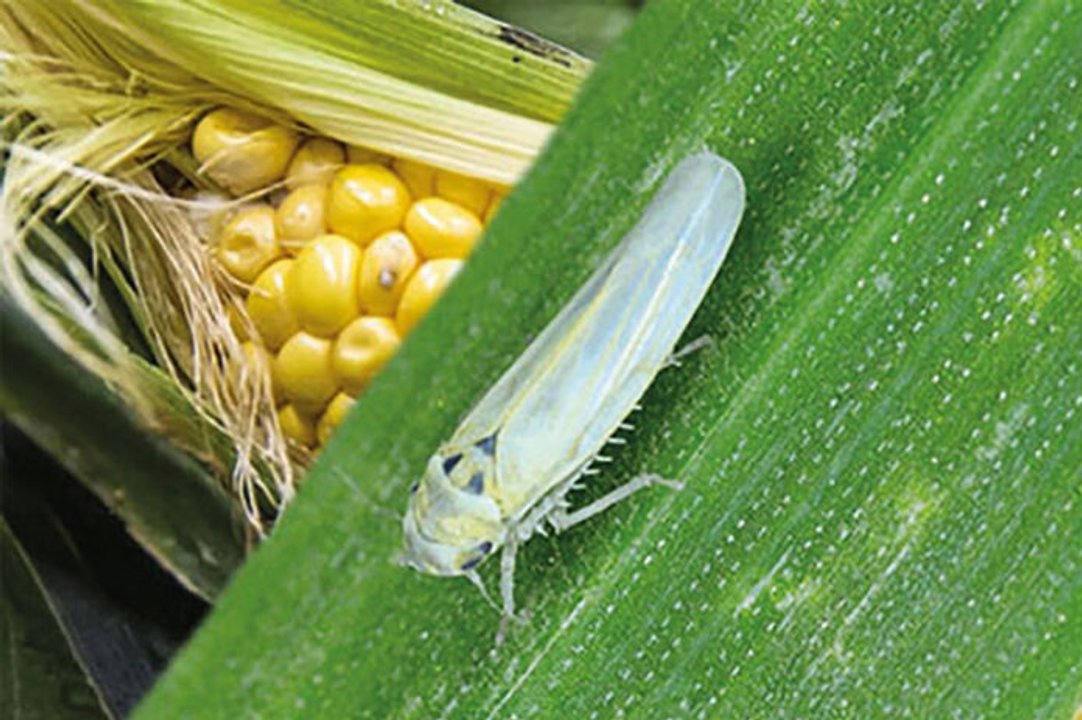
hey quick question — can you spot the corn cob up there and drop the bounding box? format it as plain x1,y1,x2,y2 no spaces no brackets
193,107,505,451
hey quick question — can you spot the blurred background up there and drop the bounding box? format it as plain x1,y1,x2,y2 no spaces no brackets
460,0,645,58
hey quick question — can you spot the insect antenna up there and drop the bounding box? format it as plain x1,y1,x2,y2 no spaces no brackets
464,569,501,614
331,468,400,524
666,333,715,368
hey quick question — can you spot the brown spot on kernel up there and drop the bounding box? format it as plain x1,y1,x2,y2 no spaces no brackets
379,268,396,290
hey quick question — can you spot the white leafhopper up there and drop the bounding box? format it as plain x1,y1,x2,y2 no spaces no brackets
401,151,746,630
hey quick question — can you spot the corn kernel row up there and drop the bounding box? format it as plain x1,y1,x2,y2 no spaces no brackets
192,108,504,450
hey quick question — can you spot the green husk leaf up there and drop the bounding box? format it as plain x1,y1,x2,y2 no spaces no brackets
8,0,588,185
1,298,246,598
136,1,1082,717
208,0,589,123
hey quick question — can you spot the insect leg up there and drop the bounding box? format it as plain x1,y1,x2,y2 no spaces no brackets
495,537,519,644
548,473,684,532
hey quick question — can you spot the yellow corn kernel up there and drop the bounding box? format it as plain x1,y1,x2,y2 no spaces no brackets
267,351,286,405
392,157,436,198
191,108,299,195
396,258,463,335
435,170,490,217
346,145,390,165
276,183,328,252
357,230,419,316
404,197,482,259
286,138,344,189
286,234,361,337
274,331,338,414
216,206,281,283
246,259,299,351
484,193,504,224
241,339,266,362
317,392,355,446
278,404,317,447
327,164,411,246
332,316,401,394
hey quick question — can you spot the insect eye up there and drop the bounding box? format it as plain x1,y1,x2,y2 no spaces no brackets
460,556,483,571
475,433,497,456
441,453,463,475
478,541,493,554
465,472,484,495
409,481,419,494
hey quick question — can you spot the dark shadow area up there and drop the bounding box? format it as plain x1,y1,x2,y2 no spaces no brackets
0,422,208,717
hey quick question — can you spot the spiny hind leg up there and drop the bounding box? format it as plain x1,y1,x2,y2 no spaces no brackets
548,473,684,533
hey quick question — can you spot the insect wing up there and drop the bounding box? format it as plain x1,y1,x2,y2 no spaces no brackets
456,152,746,516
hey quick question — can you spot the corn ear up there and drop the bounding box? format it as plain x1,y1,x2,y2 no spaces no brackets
194,113,506,452
0,0,588,547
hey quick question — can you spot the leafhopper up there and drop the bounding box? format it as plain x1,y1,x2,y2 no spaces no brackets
401,151,746,630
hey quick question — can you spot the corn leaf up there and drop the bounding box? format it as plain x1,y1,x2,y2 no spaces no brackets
140,1,1081,717
1,428,208,716
1,518,108,719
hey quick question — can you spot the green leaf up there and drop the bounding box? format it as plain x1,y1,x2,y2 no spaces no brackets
1,424,213,715
138,1,1082,717
0,518,108,719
